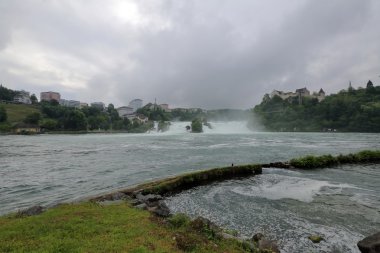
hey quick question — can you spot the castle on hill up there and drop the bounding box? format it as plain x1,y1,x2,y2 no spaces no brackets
270,87,325,102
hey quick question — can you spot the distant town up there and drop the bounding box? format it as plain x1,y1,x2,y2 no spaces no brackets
2,87,207,124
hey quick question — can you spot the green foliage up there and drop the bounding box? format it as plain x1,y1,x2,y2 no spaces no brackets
254,83,380,132
62,110,87,130
137,105,170,121
158,121,170,132
30,94,38,104
140,164,262,195
23,112,41,124
191,118,203,133
0,84,19,101
128,120,154,133
40,118,58,130
0,106,7,122
290,150,380,169
0,122,11,132
168,213,191,228
290,155,338,169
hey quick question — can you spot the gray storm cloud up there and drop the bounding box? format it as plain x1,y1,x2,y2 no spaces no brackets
0,0,379,108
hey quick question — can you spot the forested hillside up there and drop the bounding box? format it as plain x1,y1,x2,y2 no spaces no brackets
253,81,380,132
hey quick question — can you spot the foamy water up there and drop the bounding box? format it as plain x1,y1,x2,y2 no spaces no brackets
166,166,380,253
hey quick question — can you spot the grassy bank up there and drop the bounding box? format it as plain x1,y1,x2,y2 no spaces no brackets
0,202,255,253
2,104,40,124
289,150,380,169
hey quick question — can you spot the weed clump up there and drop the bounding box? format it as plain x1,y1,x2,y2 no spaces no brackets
290,150,380,169
168,213,191,228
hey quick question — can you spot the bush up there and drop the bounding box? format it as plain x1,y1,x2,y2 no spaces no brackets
290,150,380,169
0,106,7,122
168,213,191,228
23,112,41,124
290,154,338,169
174,232,200,252
191,118,203,133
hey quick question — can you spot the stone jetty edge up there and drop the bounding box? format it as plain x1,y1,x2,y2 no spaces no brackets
90,149,380,202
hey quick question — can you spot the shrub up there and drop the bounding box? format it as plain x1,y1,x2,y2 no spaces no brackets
0,106,7,122
174,232,200,252
168,213,191,228
290,150,380,169
191,118,203,133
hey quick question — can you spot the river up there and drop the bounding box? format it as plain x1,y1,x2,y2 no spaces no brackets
1,121,379,252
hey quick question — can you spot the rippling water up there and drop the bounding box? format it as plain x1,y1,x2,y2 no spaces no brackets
166,165,380,253
1,122,379,251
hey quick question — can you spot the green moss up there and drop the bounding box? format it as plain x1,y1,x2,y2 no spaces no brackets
135,164,262,195
290,150,380,169
308,235,324,243
168,213,191,228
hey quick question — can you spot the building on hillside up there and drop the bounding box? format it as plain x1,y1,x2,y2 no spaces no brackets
159,104,171,112
270,87,325,102
135,114,148,124
14,90,31,104
79,102,88,108
295,87,310,96
91,102,105,110
40,91,61,102
13,123,41,134
270,90,296,100
129,99,143,112
312,88,325,102
59,99,80,108
117,106,134,118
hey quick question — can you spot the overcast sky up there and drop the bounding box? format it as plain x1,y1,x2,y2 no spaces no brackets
1,0,379,109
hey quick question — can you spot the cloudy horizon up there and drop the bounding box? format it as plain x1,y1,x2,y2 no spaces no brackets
1,0,379,109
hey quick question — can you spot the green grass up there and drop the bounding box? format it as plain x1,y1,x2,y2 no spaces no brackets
290,150,380,169
0,202,253,253
2,104,40,124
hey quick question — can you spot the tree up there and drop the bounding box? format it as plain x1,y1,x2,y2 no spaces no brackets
367,80,374,89
191,118,203,133
63,110,87,130
30,94,38,104
0,85,18,101
24,112,41,124
0,106,7,122
40,118,58,130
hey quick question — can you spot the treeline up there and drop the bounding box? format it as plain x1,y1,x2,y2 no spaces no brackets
253,80,380,132
0,85,19,101
38,101,151,132
137,106,248,122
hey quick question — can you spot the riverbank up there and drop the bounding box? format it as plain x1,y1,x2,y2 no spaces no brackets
1,150,379,252
0,164,268,253
0,202,257,253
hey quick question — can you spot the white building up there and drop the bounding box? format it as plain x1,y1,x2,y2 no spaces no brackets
59,99,80,108
14,90,31,104
129,99,143,112
159,104,171,112
117,106,134,118
270,87,325,102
